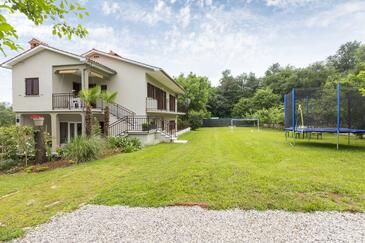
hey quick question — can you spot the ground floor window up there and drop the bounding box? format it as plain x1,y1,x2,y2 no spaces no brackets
60,122,82,144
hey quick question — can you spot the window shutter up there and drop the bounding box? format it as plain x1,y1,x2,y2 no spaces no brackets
25,79,32,95
25,78,39,95
32,78,39,95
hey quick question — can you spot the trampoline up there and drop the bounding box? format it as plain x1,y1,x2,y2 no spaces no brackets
284,84,365,149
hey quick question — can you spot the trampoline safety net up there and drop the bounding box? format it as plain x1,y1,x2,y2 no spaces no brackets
284,84,365,133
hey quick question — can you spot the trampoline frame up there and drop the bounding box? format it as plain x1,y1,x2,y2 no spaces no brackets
284,83,365,149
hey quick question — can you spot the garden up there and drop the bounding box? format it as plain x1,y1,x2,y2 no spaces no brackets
1,127,364,241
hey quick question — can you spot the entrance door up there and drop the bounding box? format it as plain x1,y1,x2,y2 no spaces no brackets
169,120,176,133
60,122,68,144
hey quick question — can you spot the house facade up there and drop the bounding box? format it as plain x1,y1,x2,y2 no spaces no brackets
1,39,185,151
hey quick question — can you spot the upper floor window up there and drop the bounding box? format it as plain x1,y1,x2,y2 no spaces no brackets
25,78,39,96
148,83,166,110
169,95,176,111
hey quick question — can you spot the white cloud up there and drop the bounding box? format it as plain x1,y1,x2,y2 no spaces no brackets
305,1,365,27
265,0,319,8
101,1,120,15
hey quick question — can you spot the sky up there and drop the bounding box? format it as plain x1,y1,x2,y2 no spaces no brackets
1,0,365,103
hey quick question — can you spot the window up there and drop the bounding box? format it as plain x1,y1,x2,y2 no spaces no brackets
147,83,166,110
169,95,176,112
25,78,39,95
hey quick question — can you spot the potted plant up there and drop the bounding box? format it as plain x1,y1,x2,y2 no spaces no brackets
31,115,44,126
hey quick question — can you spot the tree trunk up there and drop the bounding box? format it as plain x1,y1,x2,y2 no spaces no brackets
85,104,92,137
104,105,109,137
35,127,47,163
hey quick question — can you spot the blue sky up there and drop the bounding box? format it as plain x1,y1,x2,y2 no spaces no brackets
1,0,365,103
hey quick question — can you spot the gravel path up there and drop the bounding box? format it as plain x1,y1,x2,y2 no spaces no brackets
16,205,365,243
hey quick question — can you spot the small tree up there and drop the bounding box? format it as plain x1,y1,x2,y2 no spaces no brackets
100,91,118,136
15,126,35,167
79,86,101,137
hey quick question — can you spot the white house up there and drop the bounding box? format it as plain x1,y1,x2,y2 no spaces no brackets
1,38,185,151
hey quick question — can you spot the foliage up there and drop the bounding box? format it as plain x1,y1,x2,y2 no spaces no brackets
0,125,34,167
247,106,284,126
0,0,88,54
327,41,361,73
176,73,210,112
232,88,280,118
187,110,205,130
1,128,365,241
208,70,260,117
79,86,101,136
62,136,105,163
0,158,20,171
0,102,15,127
107,136,142,153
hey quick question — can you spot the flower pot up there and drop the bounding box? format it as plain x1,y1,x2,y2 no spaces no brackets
33,117,44,126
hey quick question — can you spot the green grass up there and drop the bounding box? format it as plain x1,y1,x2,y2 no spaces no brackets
0,128,364,241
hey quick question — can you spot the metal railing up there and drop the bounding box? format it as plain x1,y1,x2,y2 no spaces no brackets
145,97,184,114
52,93,104,110
108,116,176,138
109,102,135,119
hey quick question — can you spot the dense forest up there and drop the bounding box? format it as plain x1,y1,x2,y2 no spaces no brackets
176,41,365,128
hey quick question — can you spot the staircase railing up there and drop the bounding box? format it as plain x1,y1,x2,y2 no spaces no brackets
108,116,176,139
109,102,135,119
109,117,129,137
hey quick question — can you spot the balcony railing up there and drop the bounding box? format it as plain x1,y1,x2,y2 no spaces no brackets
146,97,184,114
52,93,103,110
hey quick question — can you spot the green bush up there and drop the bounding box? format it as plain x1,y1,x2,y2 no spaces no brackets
63,136,105,163
0,125,34,166
188,110,205,130
107,136,142,153
0,158,20,171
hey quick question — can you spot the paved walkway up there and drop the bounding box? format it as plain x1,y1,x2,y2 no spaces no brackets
16,205,365,242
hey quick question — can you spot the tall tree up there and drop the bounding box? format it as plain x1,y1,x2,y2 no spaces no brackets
0,0,88,54
176,73,211,113
327,41,361,73
79,86,101,137
100,91,118,136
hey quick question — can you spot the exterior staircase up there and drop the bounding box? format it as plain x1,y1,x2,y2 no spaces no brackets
107,102,176,141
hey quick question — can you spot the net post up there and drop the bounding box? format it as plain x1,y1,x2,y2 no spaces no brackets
284,95,287,129
337,83,341,150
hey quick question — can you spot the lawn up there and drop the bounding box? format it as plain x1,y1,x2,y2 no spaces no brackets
0,128,365,241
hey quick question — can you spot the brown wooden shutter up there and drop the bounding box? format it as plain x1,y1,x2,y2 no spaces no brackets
32,78,39,95
25,79,32,95
25,78,39,95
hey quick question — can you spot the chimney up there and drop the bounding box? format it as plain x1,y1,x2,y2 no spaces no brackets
28,38,43,49
108,50,121,57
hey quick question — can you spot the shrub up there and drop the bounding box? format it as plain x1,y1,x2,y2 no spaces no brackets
0,158,20,171
188,110,205,130
107,136,142,153
0,125,35,166
63,136,105,163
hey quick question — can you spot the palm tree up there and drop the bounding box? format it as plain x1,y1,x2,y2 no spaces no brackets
79,86,101,136
100,91,118,136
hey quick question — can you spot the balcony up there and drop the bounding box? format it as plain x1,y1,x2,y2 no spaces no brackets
52,93,103,110
145,97,185,115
